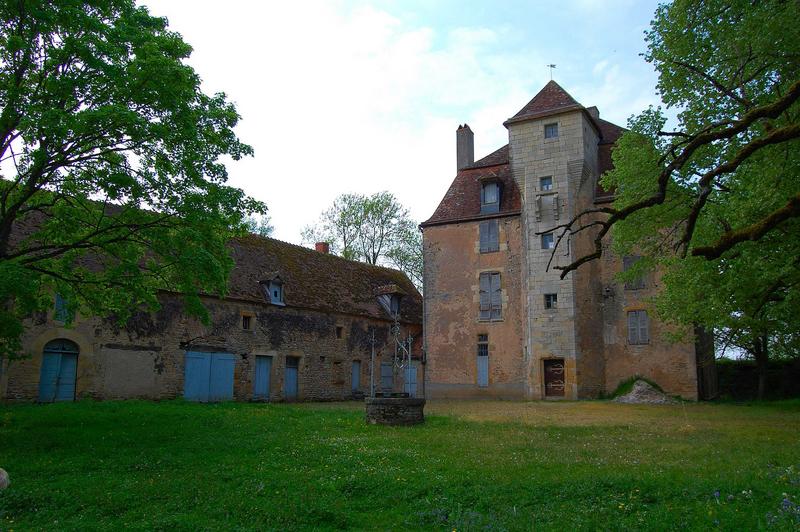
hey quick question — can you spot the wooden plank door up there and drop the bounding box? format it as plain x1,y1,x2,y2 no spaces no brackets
477,355,489,388
544,359,565,397
284,357,299,400
404,362,418,397
184,351,212,402
55,353,78,401
351,361,361,392
209,353,235,402
254,356,272,400
38,353,62,402
380,363,393,392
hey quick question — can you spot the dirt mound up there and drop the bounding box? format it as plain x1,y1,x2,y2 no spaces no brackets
614,380,677,404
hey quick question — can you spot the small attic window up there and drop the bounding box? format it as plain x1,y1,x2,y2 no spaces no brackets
480,181,500,214
377,293,402,318
261,278,285,306
544,123,559,139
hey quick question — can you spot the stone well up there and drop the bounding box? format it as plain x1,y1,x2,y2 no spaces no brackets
365,396,425,425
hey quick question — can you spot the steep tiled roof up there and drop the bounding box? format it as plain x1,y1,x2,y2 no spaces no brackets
228,235,422,324
421,147,520,227
466,144,509,169
595,117,626,202
505,80,582,125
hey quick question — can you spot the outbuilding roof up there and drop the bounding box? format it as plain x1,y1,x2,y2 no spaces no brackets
228,235,422,324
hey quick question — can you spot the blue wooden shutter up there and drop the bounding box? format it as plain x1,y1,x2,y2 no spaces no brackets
488,221,499,252
627,312,639,344
491,273,502,320
380,363,393,391
479,222,489,253
209,353,235,401
184,351,212,402
479,273,491,319
639,311,650,343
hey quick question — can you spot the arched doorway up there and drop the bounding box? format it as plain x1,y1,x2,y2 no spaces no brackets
38,339,79,402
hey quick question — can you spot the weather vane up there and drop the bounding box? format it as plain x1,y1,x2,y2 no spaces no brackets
547,64,556,80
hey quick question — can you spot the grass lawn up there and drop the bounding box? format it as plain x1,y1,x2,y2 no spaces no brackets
1,400,799,530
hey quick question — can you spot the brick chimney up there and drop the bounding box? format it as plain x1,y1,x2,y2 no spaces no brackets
456,124,474,171
315,242,330,254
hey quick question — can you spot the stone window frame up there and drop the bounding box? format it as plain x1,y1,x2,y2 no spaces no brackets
240,310,256,332
544,293,558,310
336,326,344,339
539,176,553,191
544,122,559,140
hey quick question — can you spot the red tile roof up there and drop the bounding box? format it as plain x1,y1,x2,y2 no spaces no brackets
229,235,422,324
504,80,582,125
421,146,521,227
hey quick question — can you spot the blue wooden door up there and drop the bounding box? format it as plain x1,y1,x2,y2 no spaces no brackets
254,356,272,400
184,351,235,402
351,361,361,392
284,357,299,400
184,351,212,402
477,355,489,388
380,363,393,392
209,353,235,401
404,362,418,397
38,340,78,402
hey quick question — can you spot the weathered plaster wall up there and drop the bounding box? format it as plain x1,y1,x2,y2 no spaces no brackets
423,216,525,399
3,293,422,402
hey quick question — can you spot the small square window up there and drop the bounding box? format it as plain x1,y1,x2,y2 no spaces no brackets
336,326,343,339
544,293,558,309
540,176,553,191
242,314,252,330
544,123,558,139
541,233,555,249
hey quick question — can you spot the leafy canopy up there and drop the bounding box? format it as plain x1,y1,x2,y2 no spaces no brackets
0,0,265,359
554,0,800,357
302,191,422,289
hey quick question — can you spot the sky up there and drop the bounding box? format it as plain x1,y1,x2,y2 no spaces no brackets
142,0,667,244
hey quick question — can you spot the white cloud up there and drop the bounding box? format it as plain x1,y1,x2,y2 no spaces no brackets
144,1,546,243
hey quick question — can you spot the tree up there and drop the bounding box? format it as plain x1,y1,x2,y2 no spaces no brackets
244,213,274,237
0,1,265,361
546,0,800,396
302,191,422,289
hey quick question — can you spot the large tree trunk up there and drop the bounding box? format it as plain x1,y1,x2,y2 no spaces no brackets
753,335,769,400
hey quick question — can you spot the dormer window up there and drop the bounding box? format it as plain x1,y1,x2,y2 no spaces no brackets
260,276,285,306
480,181,500,214
390,294,400,316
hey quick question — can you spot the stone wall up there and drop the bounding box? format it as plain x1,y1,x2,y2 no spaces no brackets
2,293,422,402
423,216,525,399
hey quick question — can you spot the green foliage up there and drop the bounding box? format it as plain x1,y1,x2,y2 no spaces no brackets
243,212,274,237
302,191,422,289
0,0,265,360
601,0,800,360
0,400,798,529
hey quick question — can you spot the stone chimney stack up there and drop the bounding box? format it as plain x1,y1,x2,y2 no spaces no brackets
586,106,600,120
315,242,330,254
456,124,474,171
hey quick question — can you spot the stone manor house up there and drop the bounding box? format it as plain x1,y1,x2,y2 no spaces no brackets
421,81,714,400
1,80,716,404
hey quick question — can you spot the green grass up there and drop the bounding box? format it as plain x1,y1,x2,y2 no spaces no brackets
1,400,799,531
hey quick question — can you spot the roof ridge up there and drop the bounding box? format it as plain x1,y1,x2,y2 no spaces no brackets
505,80,583,125
237,233,412,277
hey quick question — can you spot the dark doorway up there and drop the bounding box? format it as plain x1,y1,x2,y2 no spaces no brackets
543,359,565,397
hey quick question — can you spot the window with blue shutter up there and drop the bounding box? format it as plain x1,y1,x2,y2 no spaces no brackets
480,182,500,214
627,310,650,344
541,232,555,249
623,255,646,290
479,272,502,321
479,220,499,253
54,293,73,323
